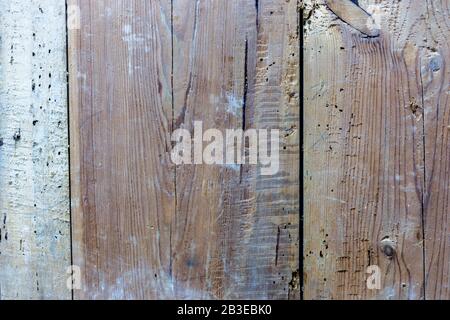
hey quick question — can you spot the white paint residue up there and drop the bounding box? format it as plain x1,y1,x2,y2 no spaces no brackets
225,92,243,116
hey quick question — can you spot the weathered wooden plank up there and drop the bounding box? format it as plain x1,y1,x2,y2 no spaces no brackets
172,0,299,299
325,0,380,37
171,0,247,299
304,0,427,299
422,0,450,300
0,0,71,299
70,0,299,299
69,0,299,299
69,0,175,299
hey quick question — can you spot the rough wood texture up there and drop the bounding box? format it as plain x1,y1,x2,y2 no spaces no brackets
69,0,299,299
69,0,175,299
172,0,300,299
304,0,449,300
422,0,450,300
0,0,71,299
325,0,380,37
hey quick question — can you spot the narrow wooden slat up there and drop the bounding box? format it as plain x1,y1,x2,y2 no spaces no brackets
422,0,450,300
304,0,426,299
171,0,247,299
239,0,300,299
325,0,380,37
172,0,299,299
0,0,71,299
69,0,174,299
70,0,299,299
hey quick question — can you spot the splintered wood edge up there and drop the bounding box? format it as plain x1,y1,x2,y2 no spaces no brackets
326,0,381,37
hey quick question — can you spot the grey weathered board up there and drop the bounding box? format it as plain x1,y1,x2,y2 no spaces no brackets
304,0,449,299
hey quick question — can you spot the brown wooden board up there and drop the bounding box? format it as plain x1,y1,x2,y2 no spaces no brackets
69,0,175,299
304,0,449,300
69,0,300,299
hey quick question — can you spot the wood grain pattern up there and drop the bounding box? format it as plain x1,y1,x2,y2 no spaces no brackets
241,0,300,299
304,0,429,299
0,0,71,299
69,0,299,299
172,0,300,299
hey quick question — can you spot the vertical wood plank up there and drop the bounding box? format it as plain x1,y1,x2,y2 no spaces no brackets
70,0,299,299
0,0,71,299
172,0,248,299
172,0,300,299
304,0,426,299
238,0,300,299
69,0,175,299
422,0,450,300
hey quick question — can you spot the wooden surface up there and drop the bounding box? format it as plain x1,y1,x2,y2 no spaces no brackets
304,0,449,300
0,0,71,299
5,0,447,301
69,0,175,299
69,0,300,299
421,0,450,300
